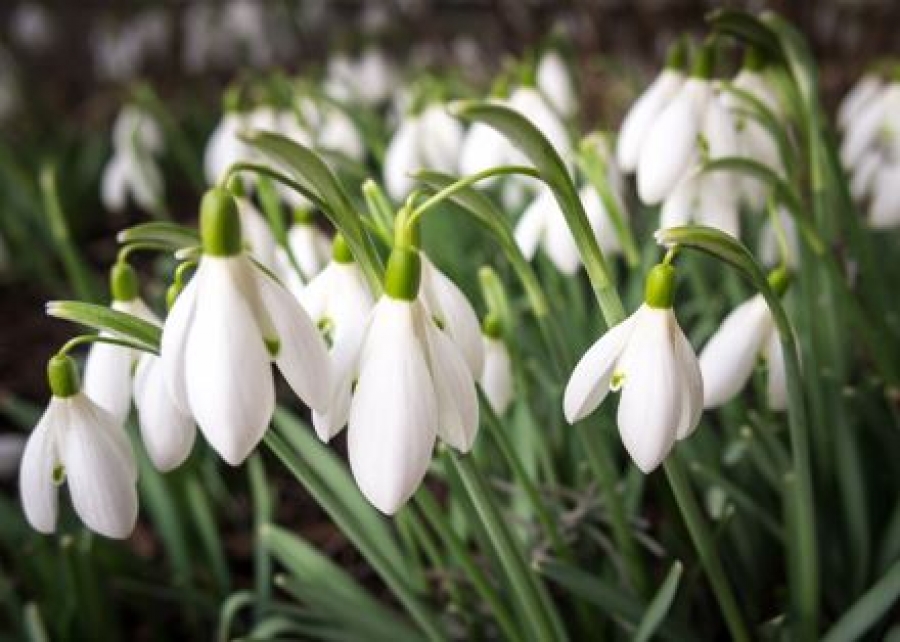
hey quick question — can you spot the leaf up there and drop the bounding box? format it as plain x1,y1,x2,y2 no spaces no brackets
117,221,200,252
263,525,420,642
821,558,900,642
448,100,625,326
633,562,683,642
45,301,161,353
707,8,781,59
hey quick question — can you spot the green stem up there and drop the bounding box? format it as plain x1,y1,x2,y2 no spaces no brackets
663,455,752,642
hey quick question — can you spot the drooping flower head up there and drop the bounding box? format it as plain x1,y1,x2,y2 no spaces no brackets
564,263,703,472
479,314,514,416
21,355,138,538
160,187,331,465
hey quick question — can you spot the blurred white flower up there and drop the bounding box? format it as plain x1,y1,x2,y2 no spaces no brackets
699,293,787,411
274,211,332,294
564,265,702,473
21,356,138,539
161,189,330,465
480,332,514,415
325,47,398,107
838,74,883,132
101,106,166,215
537,50,577,117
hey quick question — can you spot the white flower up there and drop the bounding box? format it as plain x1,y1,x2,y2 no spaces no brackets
617,67,685,173
20,357,138,538
838,74,883,132
274,214,332,296
507,86,572,160
660,167,740,238
161,189,331,465
83,272,161,425
325,48,398,107
298,97,365,162
235,197,277,269
537,50,577,117
297,242,374,441
384,104,464,200
204,111,249,186
564,265,702,473
480,334,513,415
101,106,165,214
515,186,622,275
349,292,478,513
133,352,196,472
759,206,799,268
419,255,484,376
699,293,786,411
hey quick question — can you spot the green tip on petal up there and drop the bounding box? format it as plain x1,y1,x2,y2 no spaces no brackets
767,266,792,297
384,247,421,301
47,354,79,398
644,263,677,309
110,261,138,302
483,313,503,339
332,233,354,264
200,188,243,257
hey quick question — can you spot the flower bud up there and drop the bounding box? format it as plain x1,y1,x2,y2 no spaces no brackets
200,188,242,256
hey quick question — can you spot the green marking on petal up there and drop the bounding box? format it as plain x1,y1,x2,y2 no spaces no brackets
264,336,280,358
317,317,335,349
52,464,66,486
610,370,626,392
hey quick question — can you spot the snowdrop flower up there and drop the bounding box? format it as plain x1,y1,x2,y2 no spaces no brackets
617,40,687,173
83,262,161,425
564,264,703,472
537,49,578,117
659,166,741,238
274,208,332,297
838,73,883,132
759,206,799,268
297,97,366,163
515,186,622,275
479,316,514,415
508,86,572,160
384,103,464,200
101,106,166,215
161,188,331,465
637,46,738,206
204,106,249,186
20,355,138,538
325,47,397,107
840,83,900,171
298,235,374,441
233,193,277,269
348,240,479,513
699,270,789,411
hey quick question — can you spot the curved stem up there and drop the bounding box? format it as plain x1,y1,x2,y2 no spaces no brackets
58,333,155,357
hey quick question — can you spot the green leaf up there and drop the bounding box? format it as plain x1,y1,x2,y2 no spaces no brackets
821,558,900,642
263,525,420,642
117,221,200,252
184,474,230,593
448,100,625,326
46,301,161,353
217,591,256,642
707,8,781,59
633,562,683,642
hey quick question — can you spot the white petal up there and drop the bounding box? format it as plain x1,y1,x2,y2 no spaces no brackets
134,355,196,472
696,172,741,238
580,185,622,256
670,315,703,439
840,89,889,169
422,310,479,452
514,192,549,260
617,70,684,172
508,87,571,158
563,314,636,423
348,298,437,514
101,154,128,212
312,322,365,442
19,400,63,534
287,223,331,281
765,330,788,411
659,173,698,230
699,295,773,408
637,79,707,204
418,105,464,173
160,270,200,413
185,258,275,465
850,151,880,202
616,307,680,473
543,201,582,275
459,123,510,179
253,260,332,412
82,339,134,426
420,256,484,376
63,396,138,539
537,51,577,117
384,118,419,200
237,198,277,269
868,164,900,230
480,336,514,416
838,76,882,131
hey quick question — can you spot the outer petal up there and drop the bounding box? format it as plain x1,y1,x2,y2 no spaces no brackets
659,173,697,230
868,164,900,230
19,400,63,534
616,306,680,473
617,70,684,172
840,89,889,169
537,51,577,117
420,256,484,376
418,105,464,173
459,123,510,179
850,151,880,202
63,396,138,539
563,314,635,423
699,295,772,408
184,258,275,465
253,260,332,413
384,118,419,200
508,87,571,158
348,298,437,514
514,192,549,260
134,355,196,472
287,223,331,281
765,330,788,411
838,75,882,130
637,79,707,204
101,154,128,212
421,308,479,452
83,337,135,426
580,185,622,255
670,314,704,439
312,322,365,441
543,199,582,275
160,268,200,413
480,336,514,416
237,198,277,269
